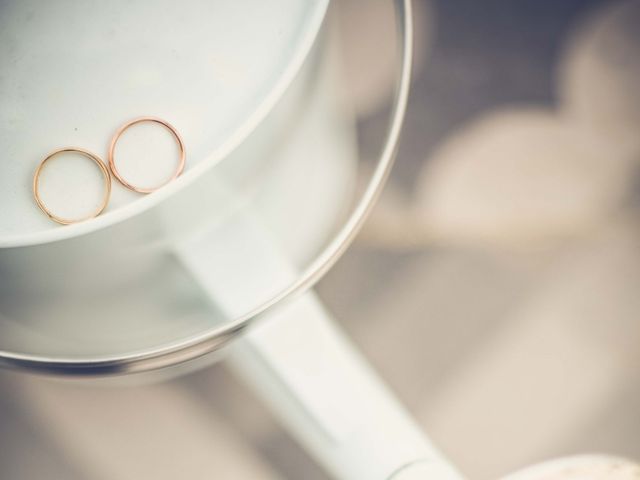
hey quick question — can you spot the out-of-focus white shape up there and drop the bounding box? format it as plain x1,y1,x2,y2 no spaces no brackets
420,298,623,478
390,460,462,480
501,455,640,480
334,0,431,116
415,108,628,246
558,0,640,156
418,221,640,478
13,376,282,480
350,245,542,409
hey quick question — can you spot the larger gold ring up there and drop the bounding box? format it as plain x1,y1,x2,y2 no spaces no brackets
33,147,112,225
108,116,186,193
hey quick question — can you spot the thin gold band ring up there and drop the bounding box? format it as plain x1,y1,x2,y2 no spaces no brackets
33,147,112,225
108,116,186,193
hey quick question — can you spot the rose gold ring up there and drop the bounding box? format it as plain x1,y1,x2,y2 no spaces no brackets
33,147,112,225
108,116,186,193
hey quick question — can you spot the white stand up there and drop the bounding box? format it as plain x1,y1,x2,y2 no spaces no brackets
174,2,460,475
177,216,463,480
230,294,463,480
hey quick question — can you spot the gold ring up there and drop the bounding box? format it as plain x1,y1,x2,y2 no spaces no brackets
108,116,186,193
33,147,112,225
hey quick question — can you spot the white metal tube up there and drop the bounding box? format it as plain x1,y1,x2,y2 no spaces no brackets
177,214,463,480
228,293,464,480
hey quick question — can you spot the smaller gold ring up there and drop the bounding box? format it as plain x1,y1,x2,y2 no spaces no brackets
108,116,186,193
33,147,112,225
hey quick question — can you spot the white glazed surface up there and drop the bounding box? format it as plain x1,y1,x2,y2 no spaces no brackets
0,0,328,243
0,0,363,359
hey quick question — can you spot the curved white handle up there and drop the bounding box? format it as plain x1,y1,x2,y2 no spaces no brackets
173,1,463,474
229,293,464,480
176,215,463,480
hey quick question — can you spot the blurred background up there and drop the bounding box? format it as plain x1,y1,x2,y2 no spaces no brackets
2,0,640,478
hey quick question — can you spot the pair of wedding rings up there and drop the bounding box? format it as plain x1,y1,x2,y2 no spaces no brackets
33,116,186,225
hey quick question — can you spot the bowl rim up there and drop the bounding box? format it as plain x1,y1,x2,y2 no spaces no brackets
0,0,330,249
0,0,414,376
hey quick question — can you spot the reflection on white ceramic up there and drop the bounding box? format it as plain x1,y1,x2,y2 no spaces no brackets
558,0,640,156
